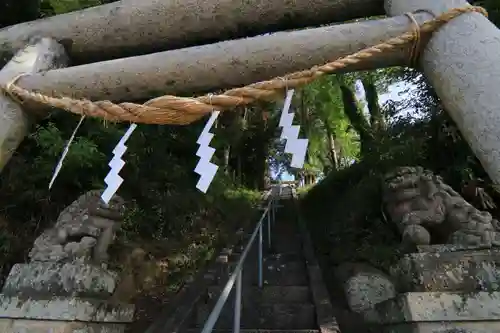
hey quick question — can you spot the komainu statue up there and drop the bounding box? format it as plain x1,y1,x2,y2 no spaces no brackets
382,166,500,250
29,190,126,264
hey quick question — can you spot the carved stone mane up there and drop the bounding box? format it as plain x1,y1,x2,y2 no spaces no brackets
29,190,125,264
382,167,500,250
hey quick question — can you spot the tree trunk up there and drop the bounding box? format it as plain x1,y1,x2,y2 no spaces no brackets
386,0,500,185
0,37,68,171
362,78,385,133
15,13,431,106
223,145,230,176
0,0,384,65
237,155,242,184
339,85,374,156
323,119,338,170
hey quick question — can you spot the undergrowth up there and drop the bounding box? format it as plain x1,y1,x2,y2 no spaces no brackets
300,162,401,274
0,112,261,291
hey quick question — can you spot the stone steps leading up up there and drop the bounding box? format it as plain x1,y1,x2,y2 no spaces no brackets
194,303,316,330
204,286,311,304
188,198,318,332
164,196,338,333
186,329,319,333
186,328,320,333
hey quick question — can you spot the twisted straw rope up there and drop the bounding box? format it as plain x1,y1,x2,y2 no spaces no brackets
1,5,488,125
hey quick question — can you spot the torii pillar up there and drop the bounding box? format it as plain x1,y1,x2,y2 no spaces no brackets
386,0,500,185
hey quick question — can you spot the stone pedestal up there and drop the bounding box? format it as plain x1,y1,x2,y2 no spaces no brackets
0,262,135,333
0,295,134,333
393,245,500,292
364,291,500,333
2,262,118,297
364,245,500,332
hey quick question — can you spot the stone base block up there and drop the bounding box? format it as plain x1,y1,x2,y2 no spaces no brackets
364,291,500,333
392,245,500,292
0,318,127,333
0,295,134,322
384,322,500,333
1,262,118,298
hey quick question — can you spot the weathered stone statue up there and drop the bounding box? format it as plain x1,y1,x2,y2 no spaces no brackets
29,190,125,264
382,166,500,250
0,190,134,333
356,167,500,332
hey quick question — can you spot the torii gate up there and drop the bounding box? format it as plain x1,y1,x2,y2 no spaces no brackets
0,0,498,182
0,1,499,332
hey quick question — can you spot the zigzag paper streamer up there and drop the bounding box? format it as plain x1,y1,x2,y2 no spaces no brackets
101,124,137,204
194,111,220,193
278,89,309,168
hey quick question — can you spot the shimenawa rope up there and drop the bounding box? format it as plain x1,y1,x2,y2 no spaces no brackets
0,5,488,126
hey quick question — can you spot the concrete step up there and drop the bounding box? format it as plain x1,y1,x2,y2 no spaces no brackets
186,328,320,333
230,252,306,265
204,286,311,304
195,303,316,329
215,261,308,286
231,235,303,255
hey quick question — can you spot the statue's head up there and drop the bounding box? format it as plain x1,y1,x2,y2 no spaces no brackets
80,190,126,219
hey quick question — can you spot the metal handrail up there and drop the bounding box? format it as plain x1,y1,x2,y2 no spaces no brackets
200,195,276,333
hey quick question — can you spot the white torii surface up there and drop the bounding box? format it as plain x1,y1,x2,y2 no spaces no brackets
386,0,500,185
0,38,68,171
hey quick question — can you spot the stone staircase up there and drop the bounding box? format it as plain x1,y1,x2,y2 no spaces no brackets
159,196,339,333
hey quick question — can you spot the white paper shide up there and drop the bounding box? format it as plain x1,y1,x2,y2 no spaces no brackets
194,111,220,193
278,89,308,168
101,124,137,204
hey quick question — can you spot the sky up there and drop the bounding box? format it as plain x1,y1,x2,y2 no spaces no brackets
275,80,416,182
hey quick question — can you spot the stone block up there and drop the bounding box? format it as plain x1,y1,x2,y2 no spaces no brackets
392,246,500,292
384,322,500,333
0,295,135,323
0,319,127,333
1,262,118,298
416,244,495,253
364,291,500,325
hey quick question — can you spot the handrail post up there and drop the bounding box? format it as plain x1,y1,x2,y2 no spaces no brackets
267,207,271,248
272,199,276,226
233,269,242,333
199,199,272,333
258,222,263,288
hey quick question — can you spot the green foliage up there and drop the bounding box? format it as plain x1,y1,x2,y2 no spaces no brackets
41,0,104,14
473,0,500,26
301,162,401,272
30,122,106,186
302,76,360,169
0,107,261,286
300,63,493,277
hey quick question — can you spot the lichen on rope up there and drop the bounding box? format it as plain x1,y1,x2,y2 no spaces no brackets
0,5,488,126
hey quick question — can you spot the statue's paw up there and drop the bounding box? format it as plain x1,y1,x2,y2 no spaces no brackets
401,212,423,227
448,230,486,246
65,224,100,238
402,224,431,246
492,232,500,246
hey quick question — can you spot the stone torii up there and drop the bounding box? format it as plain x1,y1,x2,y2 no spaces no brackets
0,0,499,188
